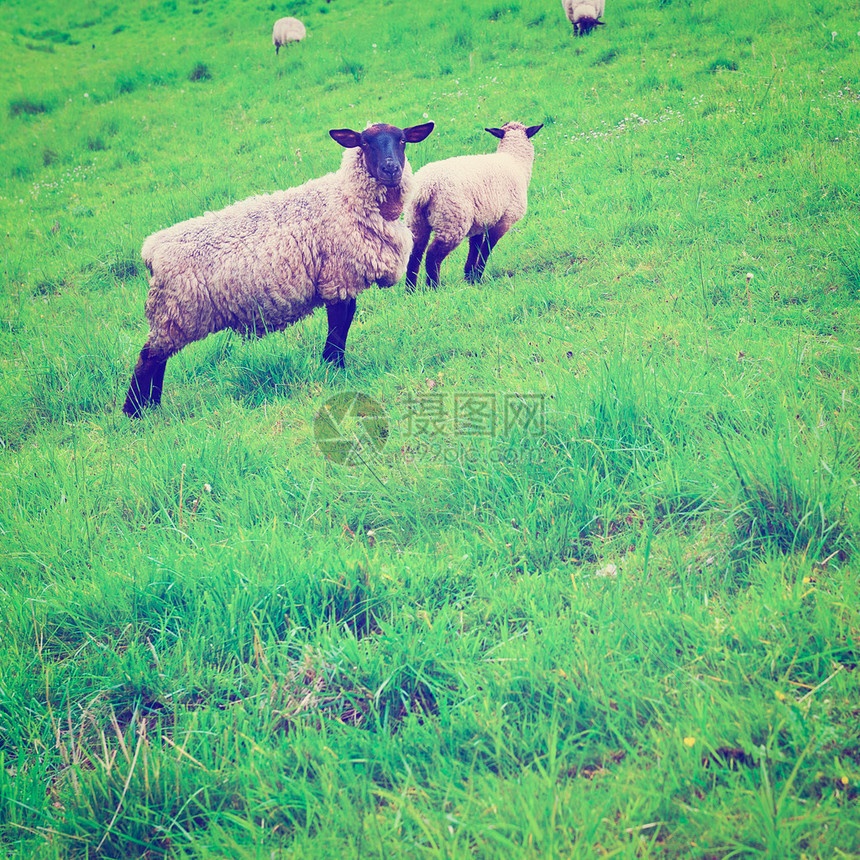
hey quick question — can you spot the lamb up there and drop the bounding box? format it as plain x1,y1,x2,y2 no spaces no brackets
562,0,605,35
404,121,543,291
272,17,306,53
122,121,435,417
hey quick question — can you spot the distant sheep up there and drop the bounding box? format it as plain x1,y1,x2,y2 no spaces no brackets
405,121,543,290
123,121,435,417
272,17,306,53
562,0,605,35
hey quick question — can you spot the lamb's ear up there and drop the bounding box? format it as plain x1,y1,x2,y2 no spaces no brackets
485,127,505,140
526,124,544,138
403,122,435,143
329,128,363,148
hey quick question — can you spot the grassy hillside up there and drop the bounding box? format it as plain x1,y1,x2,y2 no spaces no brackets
1,0,859,856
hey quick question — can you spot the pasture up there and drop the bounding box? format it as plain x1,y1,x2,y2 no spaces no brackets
1,0,859,855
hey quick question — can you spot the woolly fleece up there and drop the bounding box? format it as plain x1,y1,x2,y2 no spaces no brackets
406,121,538,257
272,17,306,49
139,146,414,360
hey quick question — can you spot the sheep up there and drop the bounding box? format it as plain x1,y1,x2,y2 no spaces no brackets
122,121,435,417
272,17,306,53
404,121,543,291
562,0,605,35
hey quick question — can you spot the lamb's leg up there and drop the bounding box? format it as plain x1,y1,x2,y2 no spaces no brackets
464,234,486,283
424,237,459,289
322,298,357,368
466,222,509,283
405,219,431,293
123,344,169,417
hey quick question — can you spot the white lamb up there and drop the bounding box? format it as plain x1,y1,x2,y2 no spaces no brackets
405,121,543,291
562,0,605,35
123,121,435,417
272,17,306,53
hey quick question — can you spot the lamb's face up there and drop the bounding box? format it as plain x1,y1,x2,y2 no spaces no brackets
329,122,435,187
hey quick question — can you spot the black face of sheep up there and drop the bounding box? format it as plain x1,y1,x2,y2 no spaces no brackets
575,17,605,35
329,122,435,187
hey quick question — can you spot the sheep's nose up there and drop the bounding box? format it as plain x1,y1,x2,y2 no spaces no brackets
378,160,401,182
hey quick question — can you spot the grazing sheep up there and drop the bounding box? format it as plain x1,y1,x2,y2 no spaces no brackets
405,121,543,291
562,0,605,35
123,121,435,417
272,17,306,53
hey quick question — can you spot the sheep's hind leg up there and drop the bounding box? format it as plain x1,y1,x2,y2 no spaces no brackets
123,344,169,418
424,237,459,289
465,234,488,283
322,298,357,369
466,222,509,283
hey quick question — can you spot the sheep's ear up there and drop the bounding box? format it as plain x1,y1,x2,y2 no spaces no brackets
485,127,505,139
526,124,544,138
329,128,362,148
403,122,435,143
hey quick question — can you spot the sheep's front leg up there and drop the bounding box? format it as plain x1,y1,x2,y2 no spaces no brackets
405,221,431,293
123,344,169,417
322,298,357,368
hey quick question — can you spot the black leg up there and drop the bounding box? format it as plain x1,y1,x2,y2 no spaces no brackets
322,298,357,368
466,235,491,283
123,345,169,417
150,358,167,406
425,238,459,289
464,235,483,281
468,223,508,283
406,222,430,293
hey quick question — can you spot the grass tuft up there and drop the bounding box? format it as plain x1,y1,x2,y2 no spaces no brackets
188,62,212,82
9,97,51,116
337,56,365,83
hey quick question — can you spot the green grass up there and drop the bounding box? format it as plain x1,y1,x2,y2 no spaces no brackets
1,0,859,856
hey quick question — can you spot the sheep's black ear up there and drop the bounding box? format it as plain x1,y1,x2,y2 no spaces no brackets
329,128,363,148
485,127,505,139
526,124,544,138
403,122,434,143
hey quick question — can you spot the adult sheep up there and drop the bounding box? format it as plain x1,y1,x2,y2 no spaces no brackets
272,17,306,53
405,121,543,291
122,121,435,417
562,0,605,35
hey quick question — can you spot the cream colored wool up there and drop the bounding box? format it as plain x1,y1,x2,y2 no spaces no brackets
139,147,413,359
405,121,538,286
408,126,535,244
272,17,306,51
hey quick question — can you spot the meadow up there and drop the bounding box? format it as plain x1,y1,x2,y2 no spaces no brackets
1,0,859,856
